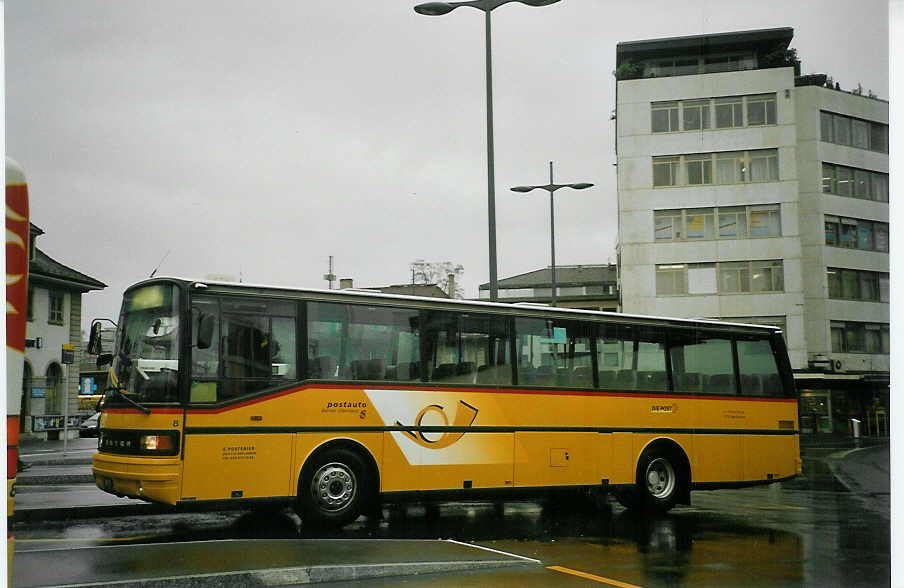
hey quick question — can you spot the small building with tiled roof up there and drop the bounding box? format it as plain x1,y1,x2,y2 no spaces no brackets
21,225,106,439
477,264,619,311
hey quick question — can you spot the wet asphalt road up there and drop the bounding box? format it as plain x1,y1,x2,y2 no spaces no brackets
13,453,889,588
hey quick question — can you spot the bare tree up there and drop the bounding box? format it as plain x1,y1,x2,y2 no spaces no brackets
409,259,465,299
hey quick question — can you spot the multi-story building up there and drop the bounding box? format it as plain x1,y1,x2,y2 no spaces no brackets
22,223,106,439
478,264,619,311
615,27,888,436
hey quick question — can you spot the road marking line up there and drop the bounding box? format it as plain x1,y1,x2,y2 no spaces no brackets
548,565,643,587
445,539,541,564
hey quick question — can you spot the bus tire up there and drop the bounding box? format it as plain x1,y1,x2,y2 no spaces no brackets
614,487,641,511
635,447,682,513
299,448,369,527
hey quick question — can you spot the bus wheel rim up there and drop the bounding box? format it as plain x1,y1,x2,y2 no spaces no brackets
645,457,676,499
311,462,357,512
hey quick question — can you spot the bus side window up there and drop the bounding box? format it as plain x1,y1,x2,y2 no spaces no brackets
191,297,220,403
516,318,592,389
191,296,297,403
670,329,736,395
737,337,781,396
307,301,346,380
423,311,511,385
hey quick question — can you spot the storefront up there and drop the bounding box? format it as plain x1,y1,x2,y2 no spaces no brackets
795,372,889,437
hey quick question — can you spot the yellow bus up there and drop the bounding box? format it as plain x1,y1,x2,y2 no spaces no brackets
91,277,800,525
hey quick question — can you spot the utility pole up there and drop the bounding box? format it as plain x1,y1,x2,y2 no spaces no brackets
323,256,336,290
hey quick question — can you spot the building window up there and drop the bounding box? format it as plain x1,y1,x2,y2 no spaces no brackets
824,215,888,252
821,162,888,202
687,263,717,295
653,205,780,242
654,210,683,240
27,287,34,322
703,54,755,73
820,111,834,142
821,110,888,153
685,154,713,185
685,209,715,239
827,268,888,302
716,152,745,184
651,101,679,133
750,260,784,292
851,119,870,149
749,206,781,237
831,321,889,354
652,157,680,187
749,150,779,182
652,150,778,188
682,99,710,131
715,96,744,128
719,262,750,293
871,173,889,202
656,260,784,296
48,292,64,325
651,93,776,134
655,264,687,296
717,206,747,238
870,122,889,152
746,94,776,126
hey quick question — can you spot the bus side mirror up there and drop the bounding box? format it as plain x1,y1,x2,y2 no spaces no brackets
87,322,103,355
197,314,215,350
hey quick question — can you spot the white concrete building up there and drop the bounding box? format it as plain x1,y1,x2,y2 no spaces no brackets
21,223,106,439
615,28,888,436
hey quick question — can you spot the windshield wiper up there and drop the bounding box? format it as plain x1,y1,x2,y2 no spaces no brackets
104,384,151,415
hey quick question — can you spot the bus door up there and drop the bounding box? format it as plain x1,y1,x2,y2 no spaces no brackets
181,294,298,502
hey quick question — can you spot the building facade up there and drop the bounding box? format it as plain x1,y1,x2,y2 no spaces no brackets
615,28,888,436
478,264,619,311
22,224,106,439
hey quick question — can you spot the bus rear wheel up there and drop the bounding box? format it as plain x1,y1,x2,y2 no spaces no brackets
299,448,369,527
618,447,684,513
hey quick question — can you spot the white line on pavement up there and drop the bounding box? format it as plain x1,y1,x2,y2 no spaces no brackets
445,539,542,564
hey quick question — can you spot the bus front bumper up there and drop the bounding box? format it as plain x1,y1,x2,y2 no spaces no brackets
92,452,181,505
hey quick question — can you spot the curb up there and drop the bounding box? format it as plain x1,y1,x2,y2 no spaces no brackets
14,503,171,523
20,456,94,466
824,444,888,495
60,559,533,587
824,450,856,493
17,473,95,486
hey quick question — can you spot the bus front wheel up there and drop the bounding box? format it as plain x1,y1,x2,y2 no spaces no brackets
299,448,369,527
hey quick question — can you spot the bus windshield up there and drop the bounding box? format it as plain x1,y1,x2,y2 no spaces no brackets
109,284,181,404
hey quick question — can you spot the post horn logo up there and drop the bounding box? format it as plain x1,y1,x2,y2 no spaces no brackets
396,400,478,449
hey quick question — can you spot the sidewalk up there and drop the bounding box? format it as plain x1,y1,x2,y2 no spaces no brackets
823,442,890,495
18,436,97,466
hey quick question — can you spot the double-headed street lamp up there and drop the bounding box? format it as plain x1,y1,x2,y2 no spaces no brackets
414,0,561,302
511,161,593,307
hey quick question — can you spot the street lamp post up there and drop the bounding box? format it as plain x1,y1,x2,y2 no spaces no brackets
511,161,593,307
414,0,561,302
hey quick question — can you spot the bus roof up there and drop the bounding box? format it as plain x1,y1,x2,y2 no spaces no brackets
135,276,783,334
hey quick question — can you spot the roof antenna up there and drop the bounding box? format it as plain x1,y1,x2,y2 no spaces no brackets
149,250,171,278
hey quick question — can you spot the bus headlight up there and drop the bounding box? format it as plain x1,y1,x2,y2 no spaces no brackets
139,433,177,453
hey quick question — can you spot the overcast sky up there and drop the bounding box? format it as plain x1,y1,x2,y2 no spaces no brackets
5,0,889,328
